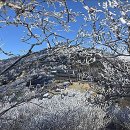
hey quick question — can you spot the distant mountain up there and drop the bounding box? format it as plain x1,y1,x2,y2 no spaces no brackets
0,45,129,103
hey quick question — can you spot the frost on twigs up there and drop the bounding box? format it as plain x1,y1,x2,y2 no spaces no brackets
0,0,6,9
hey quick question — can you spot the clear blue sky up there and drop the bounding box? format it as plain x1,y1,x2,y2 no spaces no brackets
0,0,101,59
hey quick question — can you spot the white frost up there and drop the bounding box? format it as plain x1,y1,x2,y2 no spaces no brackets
120,17,126,24
84,6,89,11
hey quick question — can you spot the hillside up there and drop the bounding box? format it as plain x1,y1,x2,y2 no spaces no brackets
0,45,130,130
0,45,129,101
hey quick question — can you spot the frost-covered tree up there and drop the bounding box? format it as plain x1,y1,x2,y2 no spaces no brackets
0,0,80,74
82,0,130,56
0,0,130,118
81,0,130,103
0,0,81,117
0,0,129,72
0,0,78,55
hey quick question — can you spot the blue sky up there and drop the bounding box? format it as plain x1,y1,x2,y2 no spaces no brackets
0,0,102,59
